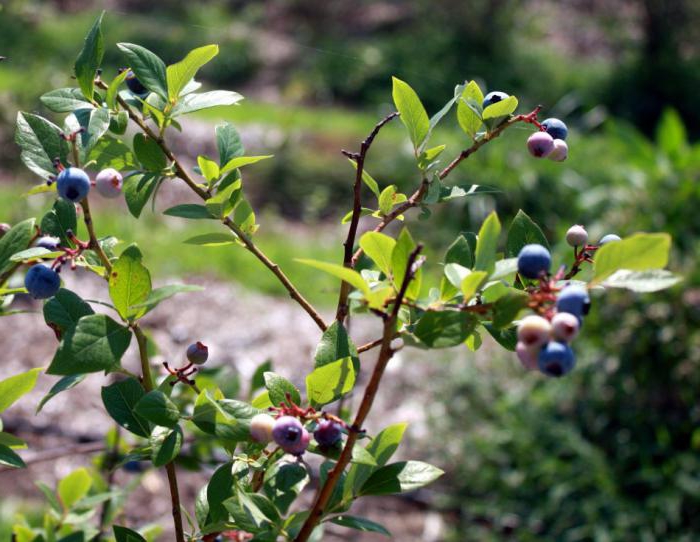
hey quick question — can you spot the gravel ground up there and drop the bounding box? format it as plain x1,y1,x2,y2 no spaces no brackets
0,269,488,540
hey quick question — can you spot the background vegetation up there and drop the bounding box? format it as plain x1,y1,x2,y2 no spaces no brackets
1,0,699,539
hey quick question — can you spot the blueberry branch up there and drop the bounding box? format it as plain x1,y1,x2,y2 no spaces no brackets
97,81,328,332
294,244,423,542
335,111,399,323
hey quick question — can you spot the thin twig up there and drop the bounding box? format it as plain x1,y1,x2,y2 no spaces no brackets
80,197,112,274
0,442,105,473
335,111,399,323
294,245,423,542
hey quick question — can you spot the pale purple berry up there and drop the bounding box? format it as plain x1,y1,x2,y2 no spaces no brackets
249,413,275,444
516,341,539,371
95,168,123,198
0,223,10,238
527,132,555,158
565,225,588,247
272,416,310,455
551,312,580,342
548,139,568,162
517,315,552,349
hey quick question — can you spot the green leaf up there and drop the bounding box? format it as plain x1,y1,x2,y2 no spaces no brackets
601,269,682,292
36,374,87,414
506,210,549,257
264,372,301,407
0,218,36,275
129,284,203,314
483,95,518,120
205,178,241,218
113,526,147,542
263,461,309,515
378,185,406,215
109,110,129,135
48,314,132,376
101,378,151,438
457,81,484,138
438,183,500,202
314,321,360,374
392,77,430,150
0,368,42,413
359,232,396,277
232,198,257,235
80,107,111,155
593,233,672,282
461,271,488,300
657,108,687,156
58,468,92,510
0,432,26,449
197,155,220,184
106,70,129,109
418,144,446,170
133,133,167,172
43,288,94,335
492,290,529,328
134,391,180,428
166,44,219,101
414,311,476,348
391,228,421,299
109,247,152,321
306,357,356,407
150,425,183,467
360,461,444,496
219,155,273,175
74,12,104,101
296,259,370,297
15,112,68,178
348,159,381,198
224,491,279,532
444,234,474,268
0,443,25,469
40,88,94,113
89,136,137,171
171,91,244,116
330,515,391,536
183,233,235,246
474,211,501,274
216,123,244,166
117,43,168,100
164,204,214,220
123,173,160,218
40,200,76,247
484,324,518,351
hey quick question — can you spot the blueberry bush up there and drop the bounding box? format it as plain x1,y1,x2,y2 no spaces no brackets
0,13,682,542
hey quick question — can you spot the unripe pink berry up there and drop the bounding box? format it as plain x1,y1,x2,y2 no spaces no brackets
527,132,555,158
95,168,123,198
517,315,552,349
249,413,275,443
566,225,588,247
548,139,568,162
516,341,539,370
551,312,580,342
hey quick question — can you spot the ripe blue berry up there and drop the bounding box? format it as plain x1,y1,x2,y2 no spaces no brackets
56,167,90,203
548,139,568,162
538,341,575,377
482,91,509,109
541,118,568,140
565,225,588,247
35,236,60,251
249,413,275,444
517,244,551,279
599,234,621,245
314,419,342,447
556,285,590,321
527,132,555,158
95,168,123,198
272,416,310,455
24,264,60,299
186,342,209,365
125,71,148,96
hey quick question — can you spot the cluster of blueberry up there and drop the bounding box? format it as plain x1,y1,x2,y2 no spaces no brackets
52,166,124,203
249,412,343,456
514,225,621,377
483,91,569,162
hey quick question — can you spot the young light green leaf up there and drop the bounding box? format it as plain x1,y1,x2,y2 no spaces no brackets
106,70,129,110
506,210,549,256
378,185,407,215
183,233,236,246
166,44,219,101
306,357,356,407
601,269,682,292
0,368,42,413
48,315,132,376
101,378,151,438
109,247,152,321
359,232,396,277
474,211,501,274
74,12,104,101
461,271,488,300
483,95,518,120
593,233,672,282
198,155,220,183
391,228,421,299
348,159,381,198
457,81,485,138
296,259,370,296
58,468,92,510
117,43,168,100
219,155,273,175
392,77,430,150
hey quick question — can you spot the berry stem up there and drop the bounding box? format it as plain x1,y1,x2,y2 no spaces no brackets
80,197,112,274
336,111,399,323
294,245,423,542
